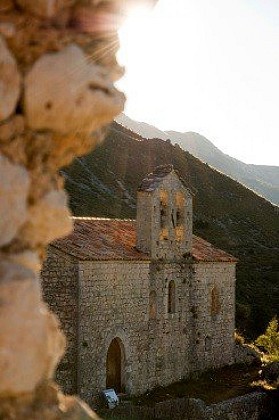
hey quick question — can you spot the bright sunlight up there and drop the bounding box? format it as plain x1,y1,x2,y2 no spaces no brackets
117,0,279,166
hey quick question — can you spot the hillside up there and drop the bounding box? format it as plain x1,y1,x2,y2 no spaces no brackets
117,114,279,205
116,113,169,141
63,122,279,338
168,130,279,206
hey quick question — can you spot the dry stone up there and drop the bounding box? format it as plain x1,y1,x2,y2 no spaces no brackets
0,154,29,247
0,115,25,141
261,361,279,385
0,380,100,419
0,36,21,122
0,1,156,417
0,0,14,12
16,0,74,18
0,22,16,39
43,304,67,379
21,189,73,247
0,260,65,395
24,44,125,134
7,251,41,274
234,342,261,365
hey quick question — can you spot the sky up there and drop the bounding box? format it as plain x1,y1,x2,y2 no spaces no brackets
117,0,279,166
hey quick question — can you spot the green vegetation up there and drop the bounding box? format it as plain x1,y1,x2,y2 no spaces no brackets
234,330,245,345
63,122,279,338
255,318,279,362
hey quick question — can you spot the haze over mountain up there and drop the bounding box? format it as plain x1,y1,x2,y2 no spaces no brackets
63,121,279,338
117,114,279,206
116,113,169,141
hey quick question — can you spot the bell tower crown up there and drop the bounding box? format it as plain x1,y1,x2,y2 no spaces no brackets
136,165,193,260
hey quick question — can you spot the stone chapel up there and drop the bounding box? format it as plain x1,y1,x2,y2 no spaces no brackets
42,164,237,404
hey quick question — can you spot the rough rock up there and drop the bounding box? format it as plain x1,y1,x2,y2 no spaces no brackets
0,381,100,419
24,44,125,134
0,154,29,247
43,305,67,380
20,189,73,247
0,22,16,38
0,0,14,13
0,261,65,395
16,0,74,19
0,114,25,141
7,251,41,273
0,0,157,417
0,36,21,122
234,342,261,365
261,361,279,385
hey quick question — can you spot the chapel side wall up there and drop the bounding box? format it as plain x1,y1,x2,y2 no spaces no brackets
41,246,79,394
77,260,151,402
78,260,194,402
148,262,192,388
192,262,236,371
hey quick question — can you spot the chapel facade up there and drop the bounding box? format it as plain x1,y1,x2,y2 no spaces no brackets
42,165,237,404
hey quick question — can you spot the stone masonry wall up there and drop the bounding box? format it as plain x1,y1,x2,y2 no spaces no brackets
77,259,198,402
41,246,79,394
42,254,236,404
137,172,193,260
136,192,153,254
77,260,151,402
148,261,193,388
42,256,195,402
192,262,236,372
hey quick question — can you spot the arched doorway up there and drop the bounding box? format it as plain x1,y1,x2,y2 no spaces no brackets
106,337,125,392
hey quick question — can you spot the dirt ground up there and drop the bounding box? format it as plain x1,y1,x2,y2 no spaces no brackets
126,362,262,406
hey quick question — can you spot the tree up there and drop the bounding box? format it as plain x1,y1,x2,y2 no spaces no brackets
255,318,279,361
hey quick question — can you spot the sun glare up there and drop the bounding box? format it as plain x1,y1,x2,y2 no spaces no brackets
117,2,168,115
117,0,279,165
118,5,155,66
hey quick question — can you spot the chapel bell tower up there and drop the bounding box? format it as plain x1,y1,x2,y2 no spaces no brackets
136,165,193,260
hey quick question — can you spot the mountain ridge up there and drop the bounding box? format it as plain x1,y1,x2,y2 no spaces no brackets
117,114,279,205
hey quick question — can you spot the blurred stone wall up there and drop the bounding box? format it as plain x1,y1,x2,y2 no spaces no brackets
0,1,156,418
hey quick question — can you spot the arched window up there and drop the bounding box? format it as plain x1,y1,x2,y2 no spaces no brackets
168,280,175,314
149,291,157,319
211,286,221,316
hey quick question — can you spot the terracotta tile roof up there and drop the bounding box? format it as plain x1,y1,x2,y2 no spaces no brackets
192,235,237,263
51,218,237,263
52,218,149,261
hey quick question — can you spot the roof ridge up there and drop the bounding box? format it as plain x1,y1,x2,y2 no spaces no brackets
54,219,237,262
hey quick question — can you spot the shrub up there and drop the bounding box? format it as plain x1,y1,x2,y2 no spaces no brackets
234,330,245,345
255,318,279,362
